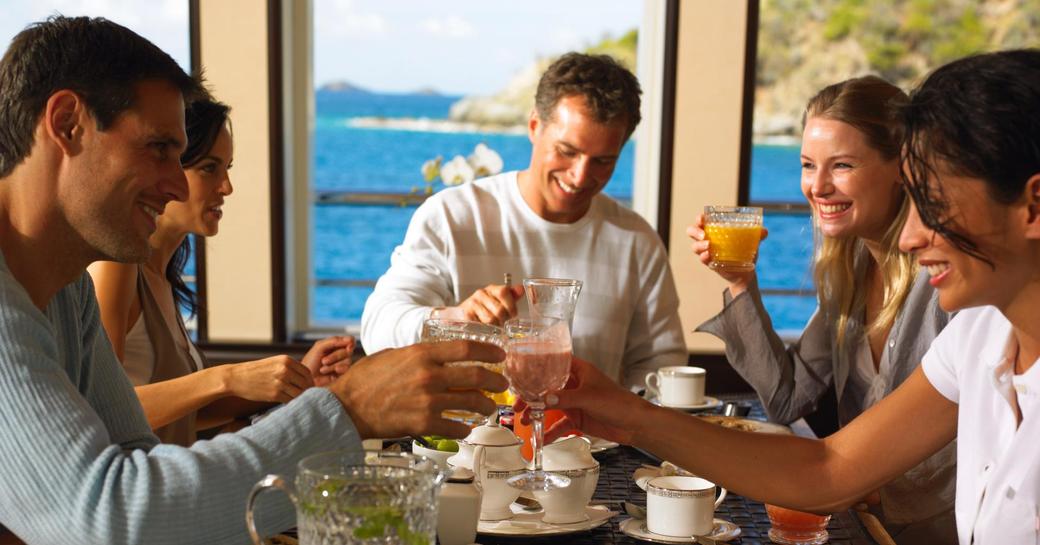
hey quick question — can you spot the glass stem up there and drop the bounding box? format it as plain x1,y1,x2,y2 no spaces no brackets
530,402,545,472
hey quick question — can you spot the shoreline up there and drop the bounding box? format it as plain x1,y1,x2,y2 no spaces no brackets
345,116,526,135
342,116,800,144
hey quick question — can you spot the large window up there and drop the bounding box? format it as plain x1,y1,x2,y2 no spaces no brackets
309,0,646,329
750,0,1040,333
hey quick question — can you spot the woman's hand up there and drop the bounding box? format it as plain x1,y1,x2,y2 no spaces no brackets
224,356,315,403
516,357,656,445
686,213,768,296
302,335,355,386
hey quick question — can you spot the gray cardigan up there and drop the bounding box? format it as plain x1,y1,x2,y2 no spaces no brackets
697,270,958,542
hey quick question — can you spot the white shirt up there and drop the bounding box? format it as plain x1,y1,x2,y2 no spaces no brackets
360,171,687,388
922,305,1040,544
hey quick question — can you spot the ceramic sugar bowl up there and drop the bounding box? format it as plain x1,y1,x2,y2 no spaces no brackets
532,435,600,523
447,418,527,521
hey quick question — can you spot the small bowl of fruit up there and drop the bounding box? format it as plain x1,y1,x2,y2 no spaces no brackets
412,436,459,470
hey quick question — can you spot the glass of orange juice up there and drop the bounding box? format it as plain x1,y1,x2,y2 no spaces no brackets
704,205,763,272
421,318,509,425
765,504,831,545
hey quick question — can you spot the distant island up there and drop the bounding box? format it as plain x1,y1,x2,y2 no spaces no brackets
316,31,637,133
318,80,371,94
317,80,443,97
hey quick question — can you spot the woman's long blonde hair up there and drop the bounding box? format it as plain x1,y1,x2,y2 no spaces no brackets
803,76,916,349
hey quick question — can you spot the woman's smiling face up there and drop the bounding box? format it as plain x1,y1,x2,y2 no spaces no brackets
898,168,1036,313
800,117,903,243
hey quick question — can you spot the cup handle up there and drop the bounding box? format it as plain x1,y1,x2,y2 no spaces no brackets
246,474,297,545
645,372,660,399
714,487,728,509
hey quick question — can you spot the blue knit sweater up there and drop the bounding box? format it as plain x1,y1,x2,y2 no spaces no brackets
0,254,361,544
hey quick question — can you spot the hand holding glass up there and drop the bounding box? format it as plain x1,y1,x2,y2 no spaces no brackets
704,206,763,272
421,319,507,425
503,317,572,491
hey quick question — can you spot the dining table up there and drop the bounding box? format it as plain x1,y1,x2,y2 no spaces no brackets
472,393,878,545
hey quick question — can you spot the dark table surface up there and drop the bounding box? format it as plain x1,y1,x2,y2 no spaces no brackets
476,394,876,545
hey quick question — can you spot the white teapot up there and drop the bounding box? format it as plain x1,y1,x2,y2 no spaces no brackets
446,416,527,521
533,435,600,524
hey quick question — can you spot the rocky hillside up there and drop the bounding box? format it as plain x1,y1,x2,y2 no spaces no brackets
448,30,637,128
756,0,1040,136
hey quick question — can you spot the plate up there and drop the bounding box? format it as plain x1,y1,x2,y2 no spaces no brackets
649,396,723,411
588,435,620,453
477,504,616,536
696,414,792,435
619,517,741,543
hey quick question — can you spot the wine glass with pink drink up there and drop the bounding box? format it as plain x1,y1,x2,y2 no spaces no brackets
503,316,573,492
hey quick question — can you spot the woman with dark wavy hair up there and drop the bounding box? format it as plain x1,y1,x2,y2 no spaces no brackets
540,49,1040,544
89,97,353,446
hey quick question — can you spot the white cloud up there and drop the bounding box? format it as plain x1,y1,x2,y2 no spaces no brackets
316,0,387,38
419,15,474,39
548,28,582,52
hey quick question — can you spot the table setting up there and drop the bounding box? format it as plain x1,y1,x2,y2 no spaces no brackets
245,276,878,545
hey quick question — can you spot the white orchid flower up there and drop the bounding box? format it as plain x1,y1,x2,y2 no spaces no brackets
439,155,475,186
421,156,442,182
467,143,503,178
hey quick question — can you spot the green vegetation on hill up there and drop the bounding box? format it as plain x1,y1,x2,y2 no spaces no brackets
448,30,638,127
756,0,1040,136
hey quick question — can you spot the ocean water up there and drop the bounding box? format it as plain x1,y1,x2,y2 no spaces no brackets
310,91,816,332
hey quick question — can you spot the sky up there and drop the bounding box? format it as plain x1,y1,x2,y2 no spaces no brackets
0,0,190,71
314,0,641,95
0,0,641,97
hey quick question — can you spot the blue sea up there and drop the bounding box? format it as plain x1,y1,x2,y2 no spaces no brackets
310,91,816,332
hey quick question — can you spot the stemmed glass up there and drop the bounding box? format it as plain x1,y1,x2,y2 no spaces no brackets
503,316,573,491
523,277,583,332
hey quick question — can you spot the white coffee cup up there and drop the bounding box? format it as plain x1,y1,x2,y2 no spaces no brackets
645,366,706,406
646,475,727,537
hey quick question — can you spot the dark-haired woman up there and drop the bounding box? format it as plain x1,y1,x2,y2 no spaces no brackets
541,49,1040,544
89,98,353,446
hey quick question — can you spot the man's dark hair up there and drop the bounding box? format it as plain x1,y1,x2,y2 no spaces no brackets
901,48,1040,266
0,15,202,177
534,52,642,138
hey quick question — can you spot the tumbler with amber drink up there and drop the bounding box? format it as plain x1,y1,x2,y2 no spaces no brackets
704,206,764,272
421,318,508,426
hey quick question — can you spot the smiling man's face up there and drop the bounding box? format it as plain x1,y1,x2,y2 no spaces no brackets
61,79,188,262
520,94,629,224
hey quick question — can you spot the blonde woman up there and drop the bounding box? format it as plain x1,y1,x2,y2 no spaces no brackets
688,76,955,542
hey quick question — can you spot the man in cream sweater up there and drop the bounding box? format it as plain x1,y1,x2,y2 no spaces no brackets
362,53,686,389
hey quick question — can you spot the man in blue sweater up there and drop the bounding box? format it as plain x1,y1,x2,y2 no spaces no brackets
0,16,506,544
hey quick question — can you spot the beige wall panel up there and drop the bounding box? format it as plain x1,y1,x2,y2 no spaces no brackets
670,1,749,352
198,0,274,341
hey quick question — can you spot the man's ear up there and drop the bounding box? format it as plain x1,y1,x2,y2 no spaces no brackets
528,108,540,144
42,90,87,156
1024,173,1040,239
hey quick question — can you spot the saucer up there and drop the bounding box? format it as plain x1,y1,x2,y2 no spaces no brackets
633,461,695,490
588,435,620,453
650,396,723,411
619,517,741,543
477,504,616,536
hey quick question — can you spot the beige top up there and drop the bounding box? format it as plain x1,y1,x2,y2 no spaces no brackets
121,267,206,446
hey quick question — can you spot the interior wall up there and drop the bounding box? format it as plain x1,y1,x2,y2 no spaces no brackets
670,1,750,353
197,0,274,342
